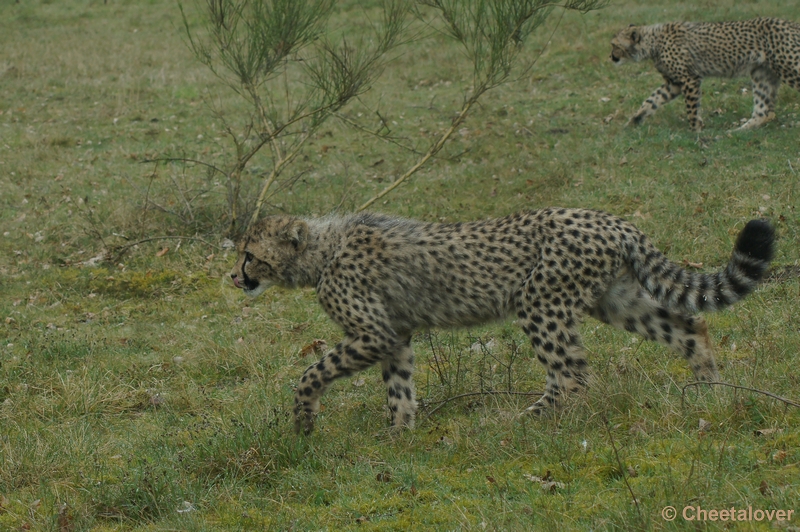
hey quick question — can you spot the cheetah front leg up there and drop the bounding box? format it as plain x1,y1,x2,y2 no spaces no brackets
294,331,392,435
628,78,683,126
380,336,417,430
736,67,779,131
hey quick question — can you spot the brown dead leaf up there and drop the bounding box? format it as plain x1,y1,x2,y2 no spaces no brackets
376,471,392,483
410,483,417,496
523,473,566,492
155,247,169,257
299,339,328,359
759,480,772,496
603,109,620,124
619,156,628,166
772,449,788,463
355,515,369,523
291,322,310,333
698,418,712,433
149,392,165,407
57,502,73,532
352,377,366,387
682,260,704,269
754,428,782,437
628,420,648,437
486,476,496,484
0,494,8,514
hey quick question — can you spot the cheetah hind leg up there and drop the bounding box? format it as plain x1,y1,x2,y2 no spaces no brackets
590,274,720,383
381,337,417,430
734,67,779,131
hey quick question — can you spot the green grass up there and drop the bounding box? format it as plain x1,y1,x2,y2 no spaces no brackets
2,0,799,530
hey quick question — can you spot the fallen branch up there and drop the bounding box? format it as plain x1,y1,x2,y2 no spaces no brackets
422,389,543,420
107,235,221,263
681,381,800,409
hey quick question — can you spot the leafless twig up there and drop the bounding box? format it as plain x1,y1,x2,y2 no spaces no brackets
108,235,221,263
422,390,543,420
681,381,800,409
601,412,642,520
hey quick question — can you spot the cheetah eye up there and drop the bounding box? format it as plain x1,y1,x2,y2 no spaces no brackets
244,251,254,263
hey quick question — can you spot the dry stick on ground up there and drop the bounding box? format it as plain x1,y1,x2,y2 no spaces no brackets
681,381,800,410
600,412,643,522
421,390,544,420
108,236,221,263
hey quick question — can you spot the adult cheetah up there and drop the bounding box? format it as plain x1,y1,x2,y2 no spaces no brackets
611,18,800,130
231,210,774,435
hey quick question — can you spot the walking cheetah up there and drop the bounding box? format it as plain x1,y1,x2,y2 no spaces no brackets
230,210,774,435
611,18,800,130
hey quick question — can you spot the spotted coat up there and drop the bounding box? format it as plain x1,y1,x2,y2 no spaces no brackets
230,210,774,435
611,18,800,130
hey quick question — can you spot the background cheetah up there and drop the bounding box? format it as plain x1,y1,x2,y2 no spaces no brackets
231,210,775,435
611,18,800,130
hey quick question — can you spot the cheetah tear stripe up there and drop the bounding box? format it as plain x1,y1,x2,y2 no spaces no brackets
230,209,775,434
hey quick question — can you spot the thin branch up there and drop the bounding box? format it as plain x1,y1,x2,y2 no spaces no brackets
335,111,423,156
357,92,480,211
681,381,800,409
141,157,226,177
248,128,316,229
601,412,642,521
422,390,543,420
108,235,221,263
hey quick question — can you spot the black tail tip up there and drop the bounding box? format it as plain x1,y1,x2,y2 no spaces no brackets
735,219,776,262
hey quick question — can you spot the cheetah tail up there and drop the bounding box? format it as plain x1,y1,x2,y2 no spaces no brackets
630,219,775,314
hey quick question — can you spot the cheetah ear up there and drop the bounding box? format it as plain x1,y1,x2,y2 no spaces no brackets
280,219,309,252
630,28,640,43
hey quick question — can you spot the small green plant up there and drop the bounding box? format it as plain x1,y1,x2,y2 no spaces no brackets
178,0,409,234
358,0,608,210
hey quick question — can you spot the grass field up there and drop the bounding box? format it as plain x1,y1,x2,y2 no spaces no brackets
1,0,799,530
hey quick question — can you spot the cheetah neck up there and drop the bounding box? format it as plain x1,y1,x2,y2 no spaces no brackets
640,24,665,61
298,215,350,287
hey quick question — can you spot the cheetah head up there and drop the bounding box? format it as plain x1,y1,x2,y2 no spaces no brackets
610,25,644,64
230,216,310,298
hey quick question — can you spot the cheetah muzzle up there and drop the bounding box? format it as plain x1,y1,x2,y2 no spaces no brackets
230,210,775,435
